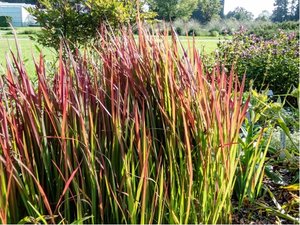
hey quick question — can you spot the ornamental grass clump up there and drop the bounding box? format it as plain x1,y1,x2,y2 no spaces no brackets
0,27,250,224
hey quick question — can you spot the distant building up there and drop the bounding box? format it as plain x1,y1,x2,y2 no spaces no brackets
0,2,36,27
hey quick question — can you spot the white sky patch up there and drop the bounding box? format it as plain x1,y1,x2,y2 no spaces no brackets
224,0,275,18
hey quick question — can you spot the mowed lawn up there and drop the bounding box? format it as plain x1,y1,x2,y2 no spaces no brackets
0,34,222,77
0,38,56,78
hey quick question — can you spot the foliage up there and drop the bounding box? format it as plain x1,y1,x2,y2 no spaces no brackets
210,30,219,37
147,0,198,21
268,129,299,154
29,0,151,49
202,18,269,36
255,10,272,22
252,89,300,224
219,0,225,18
271,0,299,22
217,29,299,96
247,21,300,39
226,7,254,21
0,16,12,27
235,88,299,223
172,19,207,36
0,0,36,3
272,0,290,22
191,0,221,23
235,90,274,206
289,0,299,21
0,27,251,224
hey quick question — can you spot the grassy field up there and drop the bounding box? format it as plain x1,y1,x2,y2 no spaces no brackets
0,38,56,79
0,27,224,76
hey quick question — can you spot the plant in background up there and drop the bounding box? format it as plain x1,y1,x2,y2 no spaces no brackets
234,87,299,223
0,16,12,27
246,88,300,223
191,0,221,23
0,27,250,224
247,21,299,39
226,7,254,21
217,29,299,99
255,10,272,22
172,19,209,36
235,89,274,205
147,0,198,21
29,0,153,49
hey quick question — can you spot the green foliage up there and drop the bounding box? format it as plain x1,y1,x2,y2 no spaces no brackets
289,0,299,21
272,0,299,22
147,0,198,21
217,30,299,96
247,21,300,39
226,7,254,21
1,0,36,3
255,10,272,22
272,0,289,22
203,18,264,36
210,30,219,37
29,0,149,49
235,88,299,211
236,90,274,205
0,27,250,224
0,16,12,27
268,129,299,153
173,19,206,36
192,0,221,23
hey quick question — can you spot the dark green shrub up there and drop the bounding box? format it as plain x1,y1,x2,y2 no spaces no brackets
175,26,183,35
217,29,299,97
0,16,12,27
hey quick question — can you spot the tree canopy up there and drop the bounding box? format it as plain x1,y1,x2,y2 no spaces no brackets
29,0,151,49
1,0,37,4
192,0,222,23
147,0,199,21
226,7,254,21
272,0,289,22
272,0,299,22
255,10,272,21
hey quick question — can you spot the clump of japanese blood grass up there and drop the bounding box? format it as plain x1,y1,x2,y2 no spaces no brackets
0,27,249,224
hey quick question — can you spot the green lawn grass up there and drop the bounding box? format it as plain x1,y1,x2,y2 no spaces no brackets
0,26,41,36
0,30,223,77
0,38,56,78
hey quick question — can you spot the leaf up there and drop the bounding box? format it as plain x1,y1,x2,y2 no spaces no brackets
280,183,300,192
265,165,286,185
55,163,81,213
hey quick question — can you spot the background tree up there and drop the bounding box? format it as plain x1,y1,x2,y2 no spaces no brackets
219,0,225,18
2,0,37,4
289,0,299,20
272,0,289,22
192,0,221,23
255,10,272,21
29,0,151,49
226,7,254,21
147,0,198,21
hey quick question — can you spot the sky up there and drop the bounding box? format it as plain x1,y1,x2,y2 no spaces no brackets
224,0,275,18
